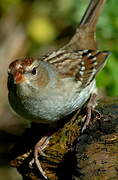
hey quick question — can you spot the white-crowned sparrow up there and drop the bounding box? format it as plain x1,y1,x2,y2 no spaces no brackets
8,49,110,125
7,0,110,179
8,49,110,179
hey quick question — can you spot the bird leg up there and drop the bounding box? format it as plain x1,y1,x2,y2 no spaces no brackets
81,93,100,133
29,136,50,179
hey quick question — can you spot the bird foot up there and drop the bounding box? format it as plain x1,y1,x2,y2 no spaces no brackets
81,93,100,133
29,136,51,179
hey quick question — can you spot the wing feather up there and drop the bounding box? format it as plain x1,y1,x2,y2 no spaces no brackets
41,49,110,87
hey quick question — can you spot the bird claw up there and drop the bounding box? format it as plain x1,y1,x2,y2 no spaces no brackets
81,93,99,133
29,136,51,179
29,158,34,168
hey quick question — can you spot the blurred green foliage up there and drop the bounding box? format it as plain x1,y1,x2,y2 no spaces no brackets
0,0,117,96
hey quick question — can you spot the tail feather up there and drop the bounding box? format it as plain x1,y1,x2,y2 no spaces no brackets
64,0,106,50
79,0,106,29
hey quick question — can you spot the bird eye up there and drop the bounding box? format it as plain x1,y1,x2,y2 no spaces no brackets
31,67,36,75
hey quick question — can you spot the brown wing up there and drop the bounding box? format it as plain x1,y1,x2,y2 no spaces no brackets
42,49,110,87
75,50,111,87
42,49,83,77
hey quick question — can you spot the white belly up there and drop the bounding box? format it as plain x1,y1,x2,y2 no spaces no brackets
25,80,96,123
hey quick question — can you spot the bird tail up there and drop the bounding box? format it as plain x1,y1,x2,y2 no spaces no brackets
65,0,106,50
79,0,106,29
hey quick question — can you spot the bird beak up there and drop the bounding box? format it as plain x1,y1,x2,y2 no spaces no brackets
14,72,24,84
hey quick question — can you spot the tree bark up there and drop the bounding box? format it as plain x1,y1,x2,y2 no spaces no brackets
10,97,118,180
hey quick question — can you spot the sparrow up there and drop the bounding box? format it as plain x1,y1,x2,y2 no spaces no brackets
8,49,110,125
7,49,110,178
7,0,110,179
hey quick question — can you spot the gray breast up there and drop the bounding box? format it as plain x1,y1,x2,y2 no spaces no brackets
23,80,96,123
